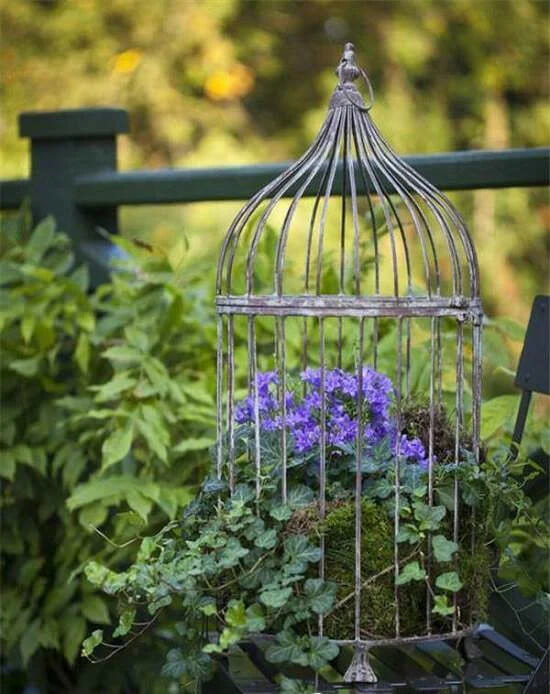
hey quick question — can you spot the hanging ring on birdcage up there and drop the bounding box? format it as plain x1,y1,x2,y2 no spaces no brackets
336,42,375,111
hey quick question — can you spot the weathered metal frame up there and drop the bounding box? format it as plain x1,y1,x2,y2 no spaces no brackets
215,43,486,684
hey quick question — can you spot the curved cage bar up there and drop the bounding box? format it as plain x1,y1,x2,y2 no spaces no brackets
215,43,483,684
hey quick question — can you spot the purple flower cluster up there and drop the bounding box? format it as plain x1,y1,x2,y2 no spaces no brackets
235,367,428,468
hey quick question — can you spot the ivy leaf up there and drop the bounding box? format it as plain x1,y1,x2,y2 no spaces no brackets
266,631,303,663
432,594,455,616
435,571,463,593
396,524,421,544
112,607,135,637
413,501,446,531
218,537,249,569
270,504,292,521
304,578,338,615
308,635,339,670
225,600,247,627
260,587,293,609
101,420,134,470
279,675,316,693
255,528,277,550
432,535,459,563
396,561,427,585
246,603,266,631
219,626,242,650
81,629,103,658
283,535,321,574
288,485,314,509
198,598,217,616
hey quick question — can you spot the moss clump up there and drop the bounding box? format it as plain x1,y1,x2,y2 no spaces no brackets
294,499,493,640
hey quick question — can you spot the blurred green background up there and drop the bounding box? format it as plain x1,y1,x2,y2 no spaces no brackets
2,0,548,324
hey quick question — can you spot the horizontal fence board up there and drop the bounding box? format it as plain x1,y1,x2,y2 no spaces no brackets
1,148,548,211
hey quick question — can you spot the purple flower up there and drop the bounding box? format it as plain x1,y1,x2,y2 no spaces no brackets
234,367,429,468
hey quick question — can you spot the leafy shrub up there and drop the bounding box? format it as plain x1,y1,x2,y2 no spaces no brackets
0,208,216,689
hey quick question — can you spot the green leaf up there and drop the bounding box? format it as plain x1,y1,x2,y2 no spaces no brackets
63,615,86,664
82,595,110,624
101,420,134,469
172,437,215,454
27,216,55,262
304,578,338,615
102,345,143,363
481,395,518,439
413,501,446,531
432,594,455,616
10,356,40,377
432,535,459,563
270,504,292,521
92,371,136,402
20,618,41,665
255,528,277,550
68,476,151,510
396,561,427,585
113,607,135,637
308,635,339,670
0,450,16,481
435,571,463,593
226,600,247,627
260,587,293,609
245,603,266,631
198,599,217,617
75,333,90,373
396,524,421,544
127,489,152,522
283,535,321,573
82,629,103,657
266,631,302,664
288,485,314,509
218,537,249,569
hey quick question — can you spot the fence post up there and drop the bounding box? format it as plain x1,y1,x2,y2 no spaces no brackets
19,108,129,285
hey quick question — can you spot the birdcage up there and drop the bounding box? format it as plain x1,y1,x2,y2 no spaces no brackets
215,43,483,684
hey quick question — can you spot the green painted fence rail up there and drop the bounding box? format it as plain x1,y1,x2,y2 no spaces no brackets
0,107,548,283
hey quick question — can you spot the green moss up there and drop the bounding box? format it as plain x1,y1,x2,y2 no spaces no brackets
312,500,493,640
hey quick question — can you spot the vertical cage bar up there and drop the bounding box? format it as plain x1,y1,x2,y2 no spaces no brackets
318,317,327,637
216,315,224,480
227,315,235,494
355,318,365,641
277,316,288,503
248,316,262,504
472,318,483,462
436,317,442,406
394,317,403,637
426,316,436,633
405,317,411,396
452,320,464,631
372,318,378,370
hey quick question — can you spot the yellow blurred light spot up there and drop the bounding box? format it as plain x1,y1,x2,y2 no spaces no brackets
113,49,142,75
204,63,254,101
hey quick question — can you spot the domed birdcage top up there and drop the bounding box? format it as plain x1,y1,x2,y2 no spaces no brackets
217,43,480,318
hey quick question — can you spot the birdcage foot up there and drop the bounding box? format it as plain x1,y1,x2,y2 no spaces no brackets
343,643,377,683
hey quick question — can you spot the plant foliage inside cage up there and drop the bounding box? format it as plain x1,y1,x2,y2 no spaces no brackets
214,42,485,681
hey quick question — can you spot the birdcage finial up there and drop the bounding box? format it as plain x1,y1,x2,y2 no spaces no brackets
332,42,374,110
337,42,360,84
